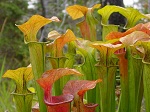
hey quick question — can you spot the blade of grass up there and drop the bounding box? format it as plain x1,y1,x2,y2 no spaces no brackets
0,17,7,38
0,56,6,82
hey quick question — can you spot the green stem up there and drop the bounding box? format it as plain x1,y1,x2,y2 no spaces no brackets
84,53,97,103
126,47,143,112
143,64,150,112
28,42,47,112
126,47,136,112
97,65,116,112
133,58,144,112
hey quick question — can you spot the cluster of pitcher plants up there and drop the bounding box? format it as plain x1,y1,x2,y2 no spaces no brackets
3,3,150,112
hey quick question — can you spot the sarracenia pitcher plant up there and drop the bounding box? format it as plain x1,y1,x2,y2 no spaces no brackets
3,3,150,112
2,67,34,112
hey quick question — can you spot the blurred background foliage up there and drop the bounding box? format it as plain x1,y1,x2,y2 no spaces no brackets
0,0,149,111
0,0,29,70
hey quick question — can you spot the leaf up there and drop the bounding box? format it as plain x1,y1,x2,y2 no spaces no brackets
47,30,61,41
46,29,76,57
3,67,33,94
124,7,149,28
63,79,101,112
106,22,150,40
17,15,59,42
66,4,101,20
37,68,83,112
46,30,77,96
66,5,88,20
106,31,123,40
37,68,83,96
3,67,34,112
98,5,150,28
77,10,98,41
67,4,100,41
143,21,150,29
120,31,150,46
63,79,101,96
77,20,91,40
91,41,124,66
98,5,126,24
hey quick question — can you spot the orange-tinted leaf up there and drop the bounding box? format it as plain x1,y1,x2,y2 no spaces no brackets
120,31,150,46
77,10,98,41
37,68,82,112
17,15,59,42
63,79,101,96
47,29,76,57
91,42,123,54
77,20,91,40
106,22,150,40
67,4,100,41
37,68,83,94
126,22,150,35
143,21,150,29
66,5,88,20
63,79,101,112
106,32,124,40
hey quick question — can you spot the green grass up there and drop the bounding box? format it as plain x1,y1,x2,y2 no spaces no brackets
0,57,16,112
0,79,16,112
